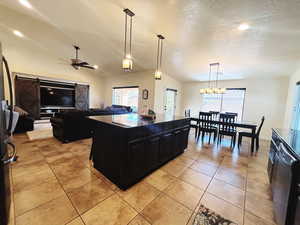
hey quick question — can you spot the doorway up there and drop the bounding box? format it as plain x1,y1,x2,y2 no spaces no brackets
291,83,300,130
164,88,177,117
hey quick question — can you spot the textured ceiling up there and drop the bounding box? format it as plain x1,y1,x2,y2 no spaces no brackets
0,0,300,81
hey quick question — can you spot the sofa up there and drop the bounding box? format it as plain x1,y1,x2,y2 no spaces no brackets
50,105,132,143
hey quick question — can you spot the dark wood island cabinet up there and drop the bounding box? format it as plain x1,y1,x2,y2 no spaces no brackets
89,113,190,190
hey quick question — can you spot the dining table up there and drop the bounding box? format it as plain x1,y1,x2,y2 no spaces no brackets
190,117,258,153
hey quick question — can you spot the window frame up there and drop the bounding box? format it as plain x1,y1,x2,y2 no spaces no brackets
112,86,139,112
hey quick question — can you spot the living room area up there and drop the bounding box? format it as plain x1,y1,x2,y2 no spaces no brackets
2,1,300,225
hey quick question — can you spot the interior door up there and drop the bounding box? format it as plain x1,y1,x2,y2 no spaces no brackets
0,43,11,225
164,88,177,117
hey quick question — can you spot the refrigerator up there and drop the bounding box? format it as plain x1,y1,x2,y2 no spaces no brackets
0,42,16,225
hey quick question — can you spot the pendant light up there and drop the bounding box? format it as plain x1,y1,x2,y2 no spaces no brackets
122,8,135,72
154,34,165,80
200,63,226,94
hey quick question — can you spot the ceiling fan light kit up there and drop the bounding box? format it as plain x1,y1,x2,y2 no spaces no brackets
200,62,226,94
122,8,135,72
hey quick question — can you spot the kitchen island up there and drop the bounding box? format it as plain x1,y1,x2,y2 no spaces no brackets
89,113,190,190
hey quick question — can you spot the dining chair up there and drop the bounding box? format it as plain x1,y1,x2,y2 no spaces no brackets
238,116,265,151
185,109,198,138
184,109,191,117
225,112,238,118
198,112,218,143
209,111,219,129
218,113,237,149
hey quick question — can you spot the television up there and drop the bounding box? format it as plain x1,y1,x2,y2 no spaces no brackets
40,86,75,107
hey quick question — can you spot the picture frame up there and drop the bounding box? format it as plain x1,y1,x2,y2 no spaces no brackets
142,89,149,100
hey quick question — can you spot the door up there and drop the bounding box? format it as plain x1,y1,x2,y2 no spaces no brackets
75,84,89,110
291,83,300,130
164,88,177,117
0,43,13,225
15,76,40,119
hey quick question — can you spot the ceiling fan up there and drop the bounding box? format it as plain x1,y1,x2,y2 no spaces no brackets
71,45,98,70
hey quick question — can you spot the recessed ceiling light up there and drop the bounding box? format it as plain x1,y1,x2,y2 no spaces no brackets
13,30,24,38
19,0,32,9
238,23,250,31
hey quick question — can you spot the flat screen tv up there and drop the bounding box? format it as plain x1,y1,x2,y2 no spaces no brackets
40,86,75,107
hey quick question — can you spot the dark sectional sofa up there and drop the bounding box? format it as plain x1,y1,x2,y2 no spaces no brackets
50,105,132,143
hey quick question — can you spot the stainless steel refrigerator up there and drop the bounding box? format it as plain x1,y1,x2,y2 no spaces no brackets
0,42,16,225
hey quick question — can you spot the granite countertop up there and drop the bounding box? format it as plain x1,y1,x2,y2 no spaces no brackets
88,113,188,128
273,128,300,158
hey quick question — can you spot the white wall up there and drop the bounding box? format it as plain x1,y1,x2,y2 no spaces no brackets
284,68,300,128
181,77,289,140
102,71,155,113
2,43,105,108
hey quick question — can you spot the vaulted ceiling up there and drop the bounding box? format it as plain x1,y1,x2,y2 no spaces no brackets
0,0,300,81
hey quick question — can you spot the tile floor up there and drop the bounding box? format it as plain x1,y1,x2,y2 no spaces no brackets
10,132,277,225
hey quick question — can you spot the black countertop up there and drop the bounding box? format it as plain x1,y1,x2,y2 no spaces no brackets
88,113,189,128
273,128,300,159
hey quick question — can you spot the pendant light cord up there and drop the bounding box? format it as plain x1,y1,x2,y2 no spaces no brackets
124,13,127,58
156,38,160,71
129,16,132,57
160,39,163,71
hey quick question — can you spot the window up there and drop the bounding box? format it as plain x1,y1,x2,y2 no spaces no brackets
112,86,139,112
201,88,246,120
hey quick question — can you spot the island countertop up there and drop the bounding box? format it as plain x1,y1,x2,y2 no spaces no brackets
88,113,189,128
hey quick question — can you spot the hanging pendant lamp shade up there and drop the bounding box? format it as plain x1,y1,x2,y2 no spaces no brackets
154,34,165,80
122,9,135,71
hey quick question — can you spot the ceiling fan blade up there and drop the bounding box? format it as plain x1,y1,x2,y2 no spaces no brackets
78,62,89,66
81,65,95,70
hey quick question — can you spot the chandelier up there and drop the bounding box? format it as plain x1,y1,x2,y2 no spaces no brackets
122,9,135,71
154,34,165,80
200,63,226,94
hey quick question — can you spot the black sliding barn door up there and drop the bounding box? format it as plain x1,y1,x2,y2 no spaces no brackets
15,77,40,119
75,84,89,110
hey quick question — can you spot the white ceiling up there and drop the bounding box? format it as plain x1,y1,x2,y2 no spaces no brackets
0,0,300,81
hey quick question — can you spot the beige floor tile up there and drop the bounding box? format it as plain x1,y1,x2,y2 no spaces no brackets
200,193,244,225
161,160,188,177
214,168,246,190
142,194,192,225
173,155,196,167
128,215,151,225
189,160,218,177
244,211,277,225
12,159,50,178
145,169,177,191
247,179,272,200
16,195,77,225
164,180,204,210
14,176,65,216
179,168,212,190
13,167,55,192
66,217,85,225
207,178,245,208
68,177,114,214
117,181,160,212
245,192,275,223
90,167,121,191
81,194,137,225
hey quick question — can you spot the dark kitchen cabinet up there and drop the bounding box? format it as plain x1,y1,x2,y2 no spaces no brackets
146,137,160,170
160,133,173,163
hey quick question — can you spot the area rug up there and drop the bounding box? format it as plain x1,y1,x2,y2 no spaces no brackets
193,205,238,225
27,129,53,141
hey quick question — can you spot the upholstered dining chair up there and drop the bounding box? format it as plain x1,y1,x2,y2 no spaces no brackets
218,113,237,149
198,112,218,143
238,116,265,151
